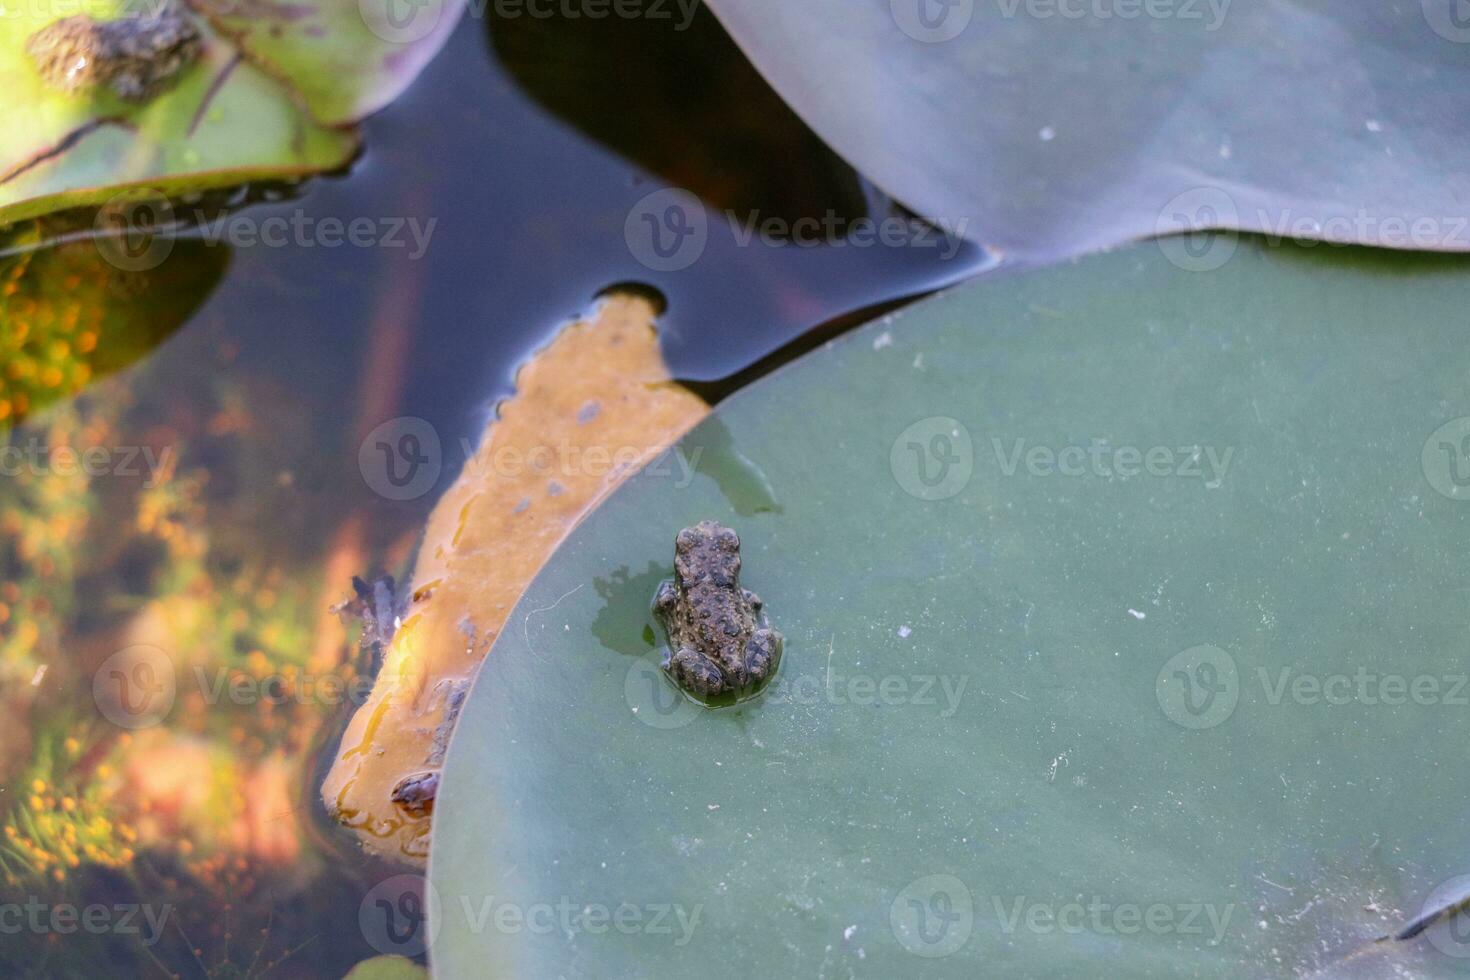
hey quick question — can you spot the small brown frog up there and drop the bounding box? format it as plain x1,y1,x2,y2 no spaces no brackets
390,771,440,818
26,5,202,104
653,520,782,698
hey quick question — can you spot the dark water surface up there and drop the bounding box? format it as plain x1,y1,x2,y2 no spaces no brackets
0,7,987,977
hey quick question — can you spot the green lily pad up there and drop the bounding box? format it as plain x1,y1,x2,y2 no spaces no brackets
705,0,1470,262
431,238,1470,977
344,955,429,980
194,0,464,125
0,0,462,223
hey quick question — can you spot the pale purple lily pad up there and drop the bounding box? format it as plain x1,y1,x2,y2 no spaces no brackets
706,0,1470,261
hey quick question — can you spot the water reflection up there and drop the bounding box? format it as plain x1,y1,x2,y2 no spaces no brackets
0,216,227,427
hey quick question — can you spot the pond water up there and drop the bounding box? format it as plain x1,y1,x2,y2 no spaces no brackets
0,8,989,978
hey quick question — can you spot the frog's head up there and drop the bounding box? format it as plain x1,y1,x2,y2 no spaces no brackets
674,520,741,586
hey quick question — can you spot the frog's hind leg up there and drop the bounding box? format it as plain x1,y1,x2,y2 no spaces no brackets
665,647,727,697
743,628,783,686
654,581,679,616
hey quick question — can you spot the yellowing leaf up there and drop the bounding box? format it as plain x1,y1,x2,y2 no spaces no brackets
321,292,709,862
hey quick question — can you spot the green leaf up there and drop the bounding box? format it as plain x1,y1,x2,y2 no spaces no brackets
194,0,465,125
0,0,463,222
704,0,1470,262
344,955,429,980
430,239,1470,977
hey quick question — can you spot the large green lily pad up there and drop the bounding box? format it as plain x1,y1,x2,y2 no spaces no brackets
706,0,1470,262
431,238,1470,977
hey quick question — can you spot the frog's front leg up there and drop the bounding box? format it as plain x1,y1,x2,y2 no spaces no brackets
665,647,728,697
742,628,783,686
654,580,680,616
742,588,763,613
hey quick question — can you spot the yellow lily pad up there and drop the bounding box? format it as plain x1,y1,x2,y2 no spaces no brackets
321,291,709,862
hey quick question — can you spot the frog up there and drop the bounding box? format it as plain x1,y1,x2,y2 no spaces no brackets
653,520,783,698
390,770,439,818
26,4,202,104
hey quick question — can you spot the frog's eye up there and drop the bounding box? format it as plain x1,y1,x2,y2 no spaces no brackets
716,529,739,551
676,528,698,551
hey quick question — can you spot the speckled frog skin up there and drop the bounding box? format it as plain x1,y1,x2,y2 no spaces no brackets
26,5,201,103
654,520,782,698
